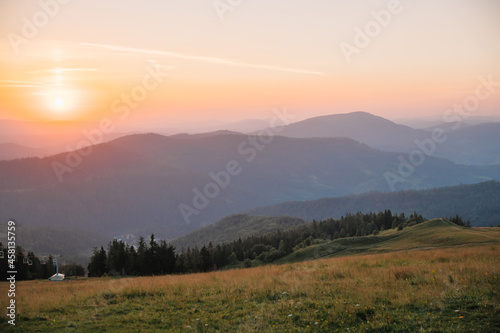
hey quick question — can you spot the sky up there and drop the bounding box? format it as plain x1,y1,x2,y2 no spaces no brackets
0,0,499,128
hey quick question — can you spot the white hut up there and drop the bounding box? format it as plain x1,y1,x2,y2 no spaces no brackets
49,273,65,281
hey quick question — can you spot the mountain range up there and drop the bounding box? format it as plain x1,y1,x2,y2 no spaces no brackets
2,112,500,165
262,111,500,165
1,111,500,262
1,132,499,240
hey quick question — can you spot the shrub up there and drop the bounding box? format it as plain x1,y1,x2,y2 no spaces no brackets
244,259,252,268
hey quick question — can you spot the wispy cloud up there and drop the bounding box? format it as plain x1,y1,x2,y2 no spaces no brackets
0,80,65,88
0,80,43,87
81,43,325,76
29,68,99,74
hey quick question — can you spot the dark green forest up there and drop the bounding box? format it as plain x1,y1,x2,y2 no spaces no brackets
86,211,470,277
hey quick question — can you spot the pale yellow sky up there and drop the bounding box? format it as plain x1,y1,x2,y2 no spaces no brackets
0,0,499,125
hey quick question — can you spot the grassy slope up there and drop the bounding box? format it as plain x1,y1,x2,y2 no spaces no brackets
276,219,500,264
1,221,499,332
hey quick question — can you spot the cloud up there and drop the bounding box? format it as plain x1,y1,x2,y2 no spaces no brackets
81,43,325,76
29,68,99,74
0,80,66,89
0,80,43,87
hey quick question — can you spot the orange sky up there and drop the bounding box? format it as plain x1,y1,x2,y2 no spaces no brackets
1,0,499,127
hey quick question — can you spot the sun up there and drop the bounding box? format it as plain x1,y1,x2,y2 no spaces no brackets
45,89,78,118
54,97,65,108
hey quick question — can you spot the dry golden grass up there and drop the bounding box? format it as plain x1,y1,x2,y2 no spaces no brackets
1,243,499,332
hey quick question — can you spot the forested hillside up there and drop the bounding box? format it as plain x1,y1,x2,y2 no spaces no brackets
170,215,305,250
88,210,450,277
248,181,500,226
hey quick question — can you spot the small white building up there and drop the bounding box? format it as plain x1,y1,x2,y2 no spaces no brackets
49,273,65,281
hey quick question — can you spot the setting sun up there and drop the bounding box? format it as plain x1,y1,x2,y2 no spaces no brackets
40,87,84,119
46,91,69,115
54,97,65,109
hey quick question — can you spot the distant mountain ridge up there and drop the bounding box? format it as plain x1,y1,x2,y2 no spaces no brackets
247,181,500,227
1,132,499,249
0,119,130,160
262,111,500,165
2,112,499,165
272,111,424,152
0,143,47,160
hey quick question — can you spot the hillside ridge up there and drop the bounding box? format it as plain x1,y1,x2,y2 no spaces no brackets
277,218,500,265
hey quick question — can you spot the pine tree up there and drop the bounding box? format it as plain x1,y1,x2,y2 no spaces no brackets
200,245,212,272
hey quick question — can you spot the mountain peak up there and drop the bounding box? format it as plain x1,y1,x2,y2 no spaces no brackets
274,111,420,152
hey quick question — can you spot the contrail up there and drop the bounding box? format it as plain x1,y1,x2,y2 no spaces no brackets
81,42,325,76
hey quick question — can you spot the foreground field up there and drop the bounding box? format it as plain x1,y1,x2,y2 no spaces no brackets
1,224,499,332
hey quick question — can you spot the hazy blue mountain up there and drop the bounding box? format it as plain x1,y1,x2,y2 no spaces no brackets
436,123,500,165
0,119,129,160
3,113,499,165
269,111,425,152
0,143,45,160
1,133,499,243
264,111,500,165
247,181,500,227
395,115,500,129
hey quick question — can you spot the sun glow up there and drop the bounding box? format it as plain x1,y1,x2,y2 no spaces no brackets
54,97,65,108
42,87,82,119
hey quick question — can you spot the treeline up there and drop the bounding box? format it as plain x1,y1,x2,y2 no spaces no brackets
447,215,472,228
0,244,85,281
88,236,176,277
88,210,468,277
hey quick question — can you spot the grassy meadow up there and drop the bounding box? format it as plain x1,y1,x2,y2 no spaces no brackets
1,221,499,332
276,219,500,264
